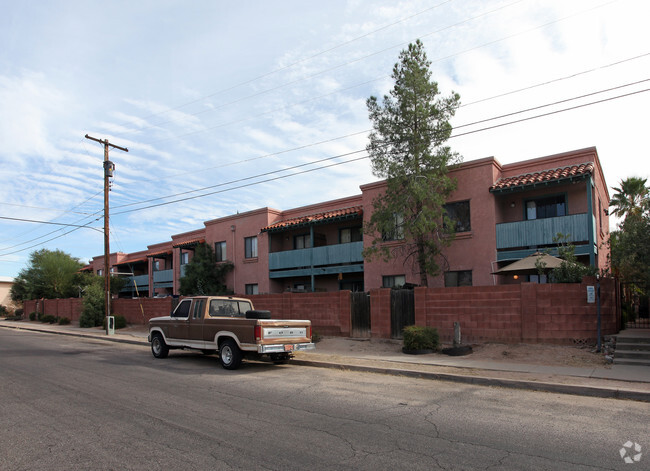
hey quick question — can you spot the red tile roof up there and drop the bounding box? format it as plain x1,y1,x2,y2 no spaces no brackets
172,238,205,248
490,162,594,192
148,250,173,257
116,256,148,265
262,206,363,232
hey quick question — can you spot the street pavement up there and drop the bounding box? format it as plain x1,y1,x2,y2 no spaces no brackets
2,319,649,402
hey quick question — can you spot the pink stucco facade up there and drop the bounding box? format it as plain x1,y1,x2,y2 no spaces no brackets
88,147,610,296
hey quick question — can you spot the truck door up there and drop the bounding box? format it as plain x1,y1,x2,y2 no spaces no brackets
168,298,191,340
189,298,205,347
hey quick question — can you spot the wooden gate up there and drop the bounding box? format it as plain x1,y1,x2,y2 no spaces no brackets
350,291,371,338
391,289,415,339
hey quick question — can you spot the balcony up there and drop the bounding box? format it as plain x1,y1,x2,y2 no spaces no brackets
153,269,173,288
121,274,149,292
269,241,364,278
496,213,593,260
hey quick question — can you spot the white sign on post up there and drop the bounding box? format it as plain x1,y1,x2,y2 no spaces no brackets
587,286,596,304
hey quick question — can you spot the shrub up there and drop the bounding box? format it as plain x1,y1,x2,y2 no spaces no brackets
58,317,71,325
29,312,37,321
0,305,8,316
80,283,104,328
37,311,45,322
15,308,24,317
403,325,439,351
114,315,127,329
104,315,127,330
41,314,57,324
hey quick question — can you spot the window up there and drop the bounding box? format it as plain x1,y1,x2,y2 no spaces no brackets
245,284,258,295
444,201,471,232
444,270,472,287
525,194,566,220
97,269,103,276
340,226,362,243
208,299,253,317
244,236,258,258
215,241,227,262
153,260,160,271
294,234,311,249
172,299,191,318
382,213,404,241
180,252,189,265
192,299,205,319
383,275,406,288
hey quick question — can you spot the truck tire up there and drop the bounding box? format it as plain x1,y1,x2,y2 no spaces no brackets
219,338,242,370
245,310,272,319
151,333,169,359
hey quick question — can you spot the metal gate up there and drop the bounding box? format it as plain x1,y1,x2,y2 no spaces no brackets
391,289,415,339
350,291,371,338
620,282,649,329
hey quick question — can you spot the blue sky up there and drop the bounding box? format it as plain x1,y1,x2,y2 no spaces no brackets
1,0,649,278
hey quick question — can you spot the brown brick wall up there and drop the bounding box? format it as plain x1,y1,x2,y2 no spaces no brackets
21,277,619,343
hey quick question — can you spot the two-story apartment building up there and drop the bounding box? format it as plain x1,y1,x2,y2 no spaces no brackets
88,147,609,296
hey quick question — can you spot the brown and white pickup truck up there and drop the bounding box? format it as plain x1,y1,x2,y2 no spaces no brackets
148,296,315,369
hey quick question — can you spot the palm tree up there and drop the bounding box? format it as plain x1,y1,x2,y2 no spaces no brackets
609,177,649,219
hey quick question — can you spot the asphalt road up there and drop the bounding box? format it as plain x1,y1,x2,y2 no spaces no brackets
1,329,647,471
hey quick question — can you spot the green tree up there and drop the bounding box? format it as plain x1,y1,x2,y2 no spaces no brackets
609,206,650,289
550,233,597,283
179,243,233,296
364,40,461,287
10,249,83,301
609,177,648,218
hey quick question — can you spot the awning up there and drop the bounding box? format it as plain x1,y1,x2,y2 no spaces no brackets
116,256,148,265
490,162,593,194
148,250,172,258
262,206,363,233
173,238,205,249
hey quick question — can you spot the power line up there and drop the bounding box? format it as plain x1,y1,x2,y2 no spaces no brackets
0,216,103,231
3,80,644,256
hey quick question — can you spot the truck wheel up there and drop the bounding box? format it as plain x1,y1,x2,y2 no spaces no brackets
219,339,242,370
151,333,169,359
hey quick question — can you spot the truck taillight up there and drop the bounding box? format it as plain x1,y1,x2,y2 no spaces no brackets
255,325,262,341
307,325,312,340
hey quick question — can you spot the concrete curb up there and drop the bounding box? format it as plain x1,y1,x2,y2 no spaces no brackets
290,360,650,402
3,322,649,402
0,323,148,347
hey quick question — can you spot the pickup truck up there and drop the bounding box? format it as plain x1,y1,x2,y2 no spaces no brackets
148,296,315,369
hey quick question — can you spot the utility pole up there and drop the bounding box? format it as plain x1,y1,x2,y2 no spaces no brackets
84,134,128,334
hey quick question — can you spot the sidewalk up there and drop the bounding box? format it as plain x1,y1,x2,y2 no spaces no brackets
2,319,649,402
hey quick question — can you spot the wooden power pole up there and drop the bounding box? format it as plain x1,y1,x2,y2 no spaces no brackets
84,134,128,334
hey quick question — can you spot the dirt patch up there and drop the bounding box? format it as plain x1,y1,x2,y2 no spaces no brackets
313,337,608,368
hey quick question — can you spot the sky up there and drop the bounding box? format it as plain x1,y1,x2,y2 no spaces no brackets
1,0,649,279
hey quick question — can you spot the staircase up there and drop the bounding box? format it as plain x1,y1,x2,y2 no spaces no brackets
614,331,650,366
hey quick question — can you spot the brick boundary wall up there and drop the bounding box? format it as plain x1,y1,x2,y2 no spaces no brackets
22,277,619,344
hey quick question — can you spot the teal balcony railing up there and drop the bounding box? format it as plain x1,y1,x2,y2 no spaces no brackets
269,241,364,274
121,274,149,292
153,269,173,283
496,213,591,250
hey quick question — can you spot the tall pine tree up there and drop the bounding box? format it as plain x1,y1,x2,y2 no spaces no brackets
364,40,461,287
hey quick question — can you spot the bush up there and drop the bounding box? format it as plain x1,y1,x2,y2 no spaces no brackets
58,317,71,325
80,283,104,328
104,315,127,330
115,315,127,329
0,305,8,316
29,312,37,321
41,314,57,324
403,325,439,351
15,308,24,317
37,311,45,322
